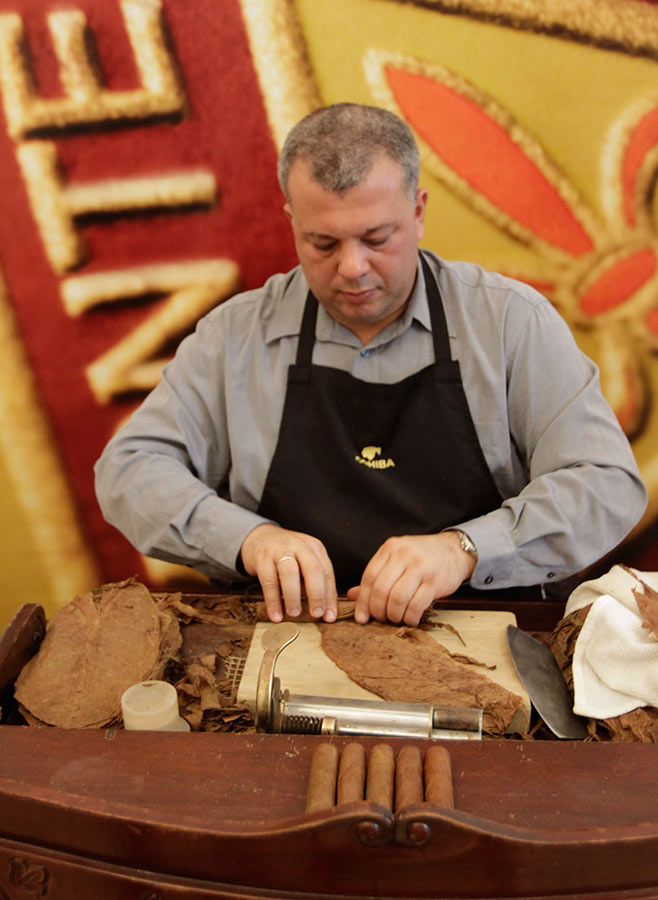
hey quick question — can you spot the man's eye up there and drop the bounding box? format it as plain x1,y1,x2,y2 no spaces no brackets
367,237,388,247
313,242,336,252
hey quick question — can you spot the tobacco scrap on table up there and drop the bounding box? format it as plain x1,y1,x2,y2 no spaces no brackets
152,590,258,732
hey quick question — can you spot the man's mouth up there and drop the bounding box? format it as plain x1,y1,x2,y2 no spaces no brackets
339,287,377,302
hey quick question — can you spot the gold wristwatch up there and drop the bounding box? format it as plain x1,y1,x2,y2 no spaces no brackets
451,529,478,561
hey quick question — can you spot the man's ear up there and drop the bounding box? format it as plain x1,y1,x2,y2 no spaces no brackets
415,187,428,241
283,202,293,223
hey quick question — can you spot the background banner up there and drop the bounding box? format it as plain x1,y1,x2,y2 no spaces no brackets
1,0,657,628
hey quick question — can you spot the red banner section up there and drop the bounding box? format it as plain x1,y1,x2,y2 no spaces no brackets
0,0,298,586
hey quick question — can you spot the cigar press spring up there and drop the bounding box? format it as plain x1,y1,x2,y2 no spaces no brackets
280,713,323,734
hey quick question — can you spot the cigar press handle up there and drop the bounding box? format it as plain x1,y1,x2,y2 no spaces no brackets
256,622,299,732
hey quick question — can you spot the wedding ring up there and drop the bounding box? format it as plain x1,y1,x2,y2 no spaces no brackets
276,554,296,564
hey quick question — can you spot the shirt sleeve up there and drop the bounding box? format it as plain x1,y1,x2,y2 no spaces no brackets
456,292,648,589
94,312,275,582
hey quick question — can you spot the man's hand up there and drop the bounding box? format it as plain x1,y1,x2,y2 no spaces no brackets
240,523,338,623
347,532,476,626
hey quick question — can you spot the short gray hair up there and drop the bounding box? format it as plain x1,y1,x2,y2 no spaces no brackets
278,103,420,203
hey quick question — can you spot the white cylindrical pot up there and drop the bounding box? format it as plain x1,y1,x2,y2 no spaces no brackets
121,680,190,731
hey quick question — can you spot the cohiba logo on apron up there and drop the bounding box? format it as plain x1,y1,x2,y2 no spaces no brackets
355,445,395,469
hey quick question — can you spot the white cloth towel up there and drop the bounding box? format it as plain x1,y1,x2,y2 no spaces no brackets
564,566,658,718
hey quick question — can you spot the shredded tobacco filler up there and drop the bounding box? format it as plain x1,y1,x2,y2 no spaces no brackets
12,578,658,741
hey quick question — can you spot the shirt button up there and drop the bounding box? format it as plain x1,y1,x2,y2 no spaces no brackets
546,571,556,579
484,575,494,585
360,349,370,358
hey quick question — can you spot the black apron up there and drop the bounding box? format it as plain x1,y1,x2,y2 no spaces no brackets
257,253,503,588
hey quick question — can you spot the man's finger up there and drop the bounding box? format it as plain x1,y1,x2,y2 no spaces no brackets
297,546,338,621
322,567,339,622
352,547,385,623
400,580,435,626
259,562,285,623
354,581,372,624
275,554,302,617
381,569,424,623
356,549,405,623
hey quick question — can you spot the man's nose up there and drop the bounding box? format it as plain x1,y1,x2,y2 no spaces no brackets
336,242,370,280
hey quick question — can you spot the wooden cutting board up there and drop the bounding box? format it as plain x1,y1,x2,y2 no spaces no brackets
238,609,531,734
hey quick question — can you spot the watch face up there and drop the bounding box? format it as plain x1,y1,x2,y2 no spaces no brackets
459,531,477,556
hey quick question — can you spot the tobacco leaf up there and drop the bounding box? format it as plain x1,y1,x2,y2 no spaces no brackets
319,621,522,735
15,579,168,729
632,581,658,640
598,707,658,742
449,652,496,670
548,605,590,692
425,621,467,646
253,599,357,622
156,591,260,626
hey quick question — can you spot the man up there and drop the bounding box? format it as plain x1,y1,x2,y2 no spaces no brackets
95,103,647,627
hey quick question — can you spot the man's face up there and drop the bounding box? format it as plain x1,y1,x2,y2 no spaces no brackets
284,155,428,344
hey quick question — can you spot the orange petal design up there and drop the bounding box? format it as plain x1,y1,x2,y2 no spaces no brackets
579,247,657,316
386,66,594,257
621,106,658,227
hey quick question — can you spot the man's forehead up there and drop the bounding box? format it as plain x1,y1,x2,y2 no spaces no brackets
303,221,395,239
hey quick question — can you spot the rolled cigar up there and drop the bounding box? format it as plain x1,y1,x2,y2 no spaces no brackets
337,742,367,805
424,745,454,808
365,743,395,810
305,742,339,814
394,745,423,812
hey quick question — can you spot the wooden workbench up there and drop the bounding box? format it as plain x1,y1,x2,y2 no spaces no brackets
1,590,657,900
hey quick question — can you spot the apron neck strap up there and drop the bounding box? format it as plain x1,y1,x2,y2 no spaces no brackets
420,252,452,363
296,287,319,366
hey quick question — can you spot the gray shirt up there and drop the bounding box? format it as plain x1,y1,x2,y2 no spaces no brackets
94,251,647,588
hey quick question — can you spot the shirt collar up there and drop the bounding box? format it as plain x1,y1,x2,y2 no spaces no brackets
264,267,308,344
398,255,431,334
265,254,432,346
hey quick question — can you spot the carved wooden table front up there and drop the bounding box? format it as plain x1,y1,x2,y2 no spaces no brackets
0,593,657,900
1,728,658,900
